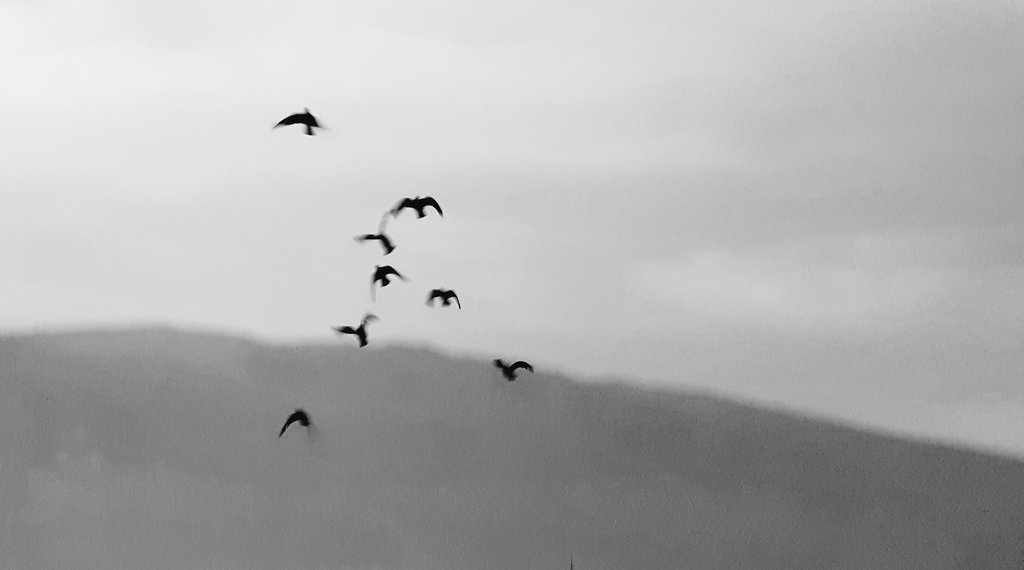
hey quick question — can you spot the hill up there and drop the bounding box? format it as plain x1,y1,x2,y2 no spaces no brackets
0,328,1022,568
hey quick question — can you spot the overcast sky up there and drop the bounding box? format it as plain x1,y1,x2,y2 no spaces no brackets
1,0,1022,454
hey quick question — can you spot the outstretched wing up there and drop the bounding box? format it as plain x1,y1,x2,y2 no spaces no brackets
510,361,533,373
493,359,506,370
274,113,302,128
451,292,461,309
422,196,443,217
426,289,442,304
383,266,407,280
279,411,302,437
377,212,391,233
333,326,357,335
278,420,292,437
389,198,412,218
378,233,395,254
354,234,376,243
361,313,378,327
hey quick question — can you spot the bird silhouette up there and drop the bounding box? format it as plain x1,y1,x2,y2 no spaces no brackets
354,232,395,255
332,313,378,347
493,359,534,381
371,265,408,301
426,288,461,309
389,196,443,219
278,408,311,437
273,108,322,136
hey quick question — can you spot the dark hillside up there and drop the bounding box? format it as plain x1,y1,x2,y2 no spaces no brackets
0,328,1021,568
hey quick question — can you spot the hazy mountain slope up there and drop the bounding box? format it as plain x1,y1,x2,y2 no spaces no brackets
0,328,1021,569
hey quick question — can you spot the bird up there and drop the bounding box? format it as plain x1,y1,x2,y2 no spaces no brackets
354,232,395,255
426,288,461,309
332,313,378,347
278,408,311,437
493,359,534,381
389,196,443,219
273,108,322,136
371,265,408,301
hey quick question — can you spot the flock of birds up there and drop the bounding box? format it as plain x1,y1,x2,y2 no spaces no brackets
273,107,535,440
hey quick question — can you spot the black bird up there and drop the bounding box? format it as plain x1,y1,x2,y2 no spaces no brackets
371,265,408,300
273,107,322,136
389,196,443,219
493,359,534,381
278,408,311,437
332,313,378,347
354,232,395,255
426,288,461,309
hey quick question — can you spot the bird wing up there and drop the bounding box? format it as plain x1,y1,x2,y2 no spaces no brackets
427,289,442,302
422,196,443,216
493,359,505,369
354,234,375,242
383,266,407,280
451,292,461,309
377,212,391,233
379,234,393,249
389,198,411,217
510,361,533,373
334,326,356,335
279,412,300,437
361,313,378,326
274,113,301,128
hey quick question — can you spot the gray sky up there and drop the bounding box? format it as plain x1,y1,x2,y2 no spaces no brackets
1,0,1022,454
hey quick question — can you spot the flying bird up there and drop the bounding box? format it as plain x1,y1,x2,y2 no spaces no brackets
278,408,311,437
273,107,322,136
389,196,443,219
426,288,461,309
493,359,534,382
354,232,395,255
371,265,408,301
332,313,378,347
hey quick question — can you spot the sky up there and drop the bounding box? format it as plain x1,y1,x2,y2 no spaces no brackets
1,0,1022,454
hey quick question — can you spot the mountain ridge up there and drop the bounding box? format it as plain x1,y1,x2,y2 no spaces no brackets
0,327,1021,568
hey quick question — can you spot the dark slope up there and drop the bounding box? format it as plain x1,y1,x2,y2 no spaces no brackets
0,328,1021,569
